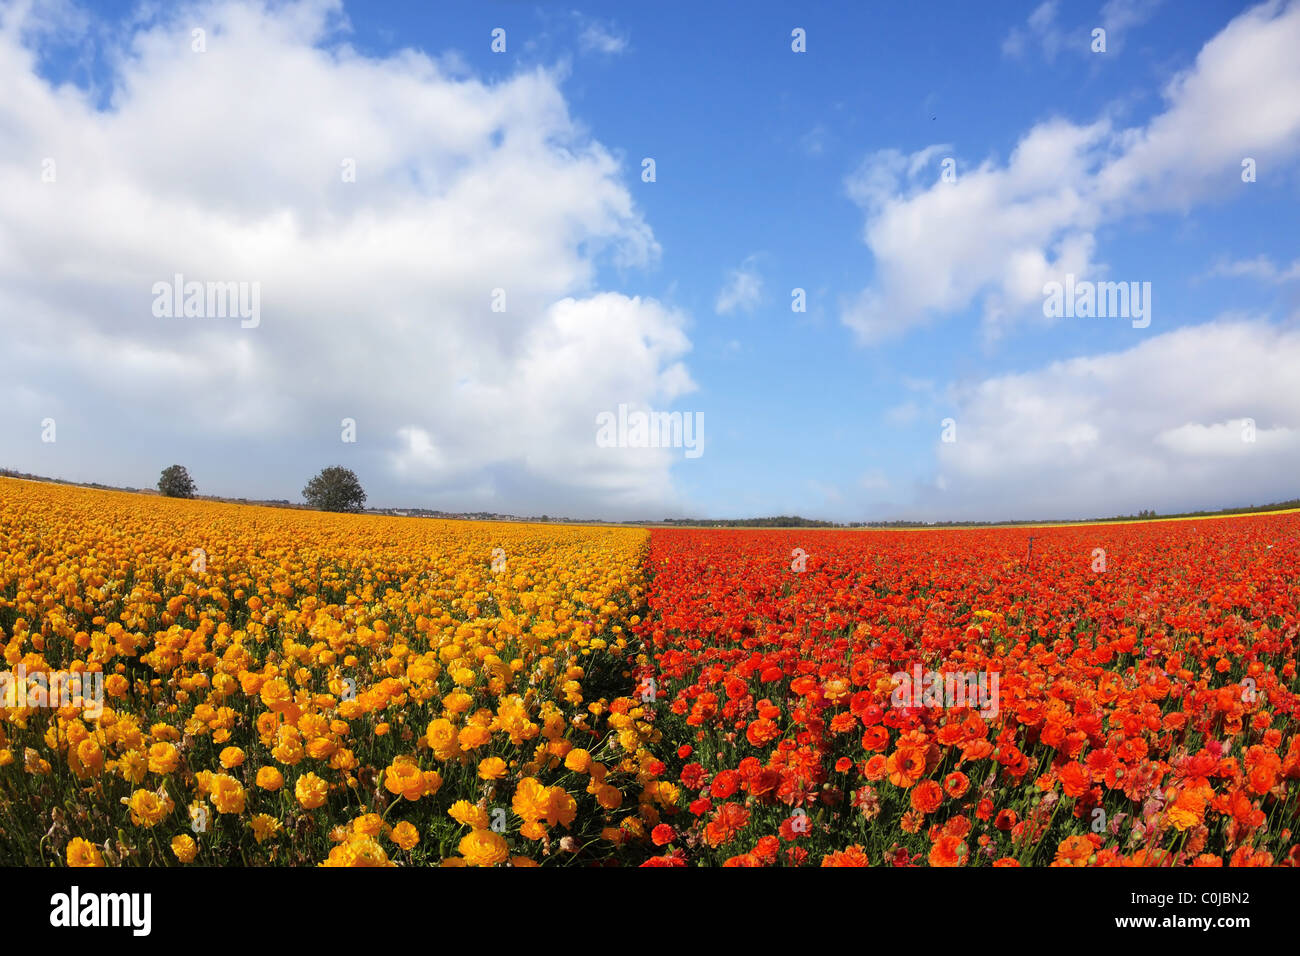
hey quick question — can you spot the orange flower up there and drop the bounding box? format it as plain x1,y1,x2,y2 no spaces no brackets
1167,788,1207,831
820,844,870,866
929,835,968,867
1052,835,1095,867
910,779,943,814
746,718,781,747
886,746,926,788
1058,762,1091,797
703,802,750,848
942,772,970,799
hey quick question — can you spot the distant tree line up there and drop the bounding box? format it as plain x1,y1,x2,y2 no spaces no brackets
652,515,841,528
5,465,1300,527
636,500,1300,528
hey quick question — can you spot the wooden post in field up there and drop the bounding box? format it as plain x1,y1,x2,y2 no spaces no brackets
1026,535,1037,569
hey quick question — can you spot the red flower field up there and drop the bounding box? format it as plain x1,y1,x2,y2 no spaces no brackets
633,516,1300,866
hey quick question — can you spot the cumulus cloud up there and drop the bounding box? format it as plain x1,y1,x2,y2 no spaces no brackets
848,0,1300,345
0,0,696,516
909,320,1300,520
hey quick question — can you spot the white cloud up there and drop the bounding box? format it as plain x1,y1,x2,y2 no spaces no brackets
849,1,1300,344
1003,0,1161,60
909,320,1300,519
1206,255,1300,282
0,0,693,516
1155,418,1296,456
1099,0,1164,49
576,16,627,55
1002,1,1066,61
715,256,764,315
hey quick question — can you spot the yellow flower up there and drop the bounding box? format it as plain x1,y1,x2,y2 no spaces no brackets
546,787,578,827
448,800,490,829
320,835,394,867
563,748,592,773
306,737,337,760
594,784,622,811
457,724,491,751
425,718,460,761
219,746,245,769
520,819,548,840
352,813,385,838
477,756,508,780
390,821,419,851
330,748,359,772
271,735,305,765
512,777,551,822
443,691,473,715
384,757,426,801
249,813,282,844
255,712,283,745
74,737,105,776
147,741,179,774
171,834,198,862
256,766,284,790
66,837,104,867
210,773,247,814
260,677,292,709
123,788,174,827
118,749,148,784
295,772,329,809
458,830,508,867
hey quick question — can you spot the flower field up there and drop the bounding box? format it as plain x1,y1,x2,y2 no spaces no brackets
636,520,1300,866
2,477,1299,866
0,480,659,866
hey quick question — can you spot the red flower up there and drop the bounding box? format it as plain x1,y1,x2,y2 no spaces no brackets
710,769,741,800
703,802,751,848
679,763,706,790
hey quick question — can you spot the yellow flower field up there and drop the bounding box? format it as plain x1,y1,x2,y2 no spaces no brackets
0,479,664,866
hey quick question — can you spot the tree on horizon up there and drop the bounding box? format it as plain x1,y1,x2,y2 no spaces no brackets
158,464,197,499
303,466,367,513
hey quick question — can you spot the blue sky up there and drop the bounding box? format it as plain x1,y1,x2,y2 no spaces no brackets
2,0,1299,520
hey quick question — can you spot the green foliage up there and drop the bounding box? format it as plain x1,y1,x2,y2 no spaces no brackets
302,466,367,513
158,464,197,499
